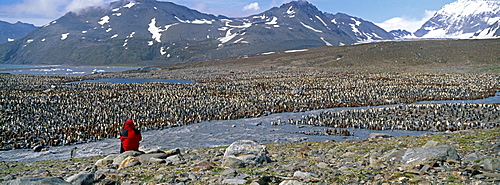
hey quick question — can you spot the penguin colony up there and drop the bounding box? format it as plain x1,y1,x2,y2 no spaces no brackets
275,103,500,136
0,72,499,150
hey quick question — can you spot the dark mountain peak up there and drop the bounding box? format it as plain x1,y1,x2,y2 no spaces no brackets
0,21,38,43
389,29,413,38
280,0,316,9
0,0,394,65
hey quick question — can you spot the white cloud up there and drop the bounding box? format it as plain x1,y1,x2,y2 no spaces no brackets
0,0,113,26
243,2,260,11
376,10,437,33
65,0,109,14
0,0,67,18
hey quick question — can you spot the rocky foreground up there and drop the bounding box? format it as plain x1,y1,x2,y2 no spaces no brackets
1,129,499,185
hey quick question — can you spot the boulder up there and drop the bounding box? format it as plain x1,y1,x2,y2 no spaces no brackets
483,158,500,171
5,177,71,185
94,179,120,185
95,154,118,166
380,145,460,169
279,180,304,185
119,156,140,168
112,151,144,165
137,153,169,164
423,140,440,147
149,157,166,164
293,171,316,179
66,173,94,185
164,148,181,156
221,179,247,185
222,140,271,168
369,133,393,138
95,169,128,180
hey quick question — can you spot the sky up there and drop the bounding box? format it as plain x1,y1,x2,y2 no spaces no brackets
0,0,457,32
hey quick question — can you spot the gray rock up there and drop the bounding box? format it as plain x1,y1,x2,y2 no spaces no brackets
149,157,166,164
1,174,15,182
423,140,440,147
380,145,460,169
369,133,392,138
279,180,304,185
166,155,182,163
66,173,94,185
222,140,271,168
95,154,118,166
402,145,460,164
5,177,71,185
137,153,169,164
293,171,316,179
222,157,246,168
94,179,120,185
483,158,500,171
464,152,485,161
164,148,181,157
222,179,247,185
112,151,144,165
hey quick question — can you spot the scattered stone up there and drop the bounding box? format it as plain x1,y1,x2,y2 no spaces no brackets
483,158,500,171
423,140,440,147
94,179,120,185
66,173,94,185
279,180,304,185
112,151,144,165
5,177,71,185
222,140,271,168
293,171,316,179
95,154,118,166
221,179,247,185
369,133,392,138
381,145,460,169
194,161,217,171
137,152,169,164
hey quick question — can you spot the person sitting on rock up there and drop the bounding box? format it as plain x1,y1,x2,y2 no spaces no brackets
120,120,142,153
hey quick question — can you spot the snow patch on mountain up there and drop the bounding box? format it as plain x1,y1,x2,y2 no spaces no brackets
98,16,110,26
316,15,328,27
148,18,178,43
415,0,500,39
265,17,278,25
61,33,70,40
300,22,322,33
320,37,332,46
123,1,137,8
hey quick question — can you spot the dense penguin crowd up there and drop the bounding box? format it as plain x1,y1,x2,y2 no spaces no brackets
0,72,499,150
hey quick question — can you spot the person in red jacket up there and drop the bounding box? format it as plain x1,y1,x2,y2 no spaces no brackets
120,120,142,153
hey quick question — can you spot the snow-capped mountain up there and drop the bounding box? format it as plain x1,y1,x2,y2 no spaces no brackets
325,13,394,43
0,0,393,66
389,29,414,39
414,0,500,39
0,21,37,44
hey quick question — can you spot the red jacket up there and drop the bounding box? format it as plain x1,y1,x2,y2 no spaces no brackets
120,120,142,152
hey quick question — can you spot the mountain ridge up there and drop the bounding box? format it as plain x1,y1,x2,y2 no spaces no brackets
0,21,37,44
0,0,393,66
414,0,500,38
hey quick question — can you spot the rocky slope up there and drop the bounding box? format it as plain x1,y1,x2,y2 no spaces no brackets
1,129,498,184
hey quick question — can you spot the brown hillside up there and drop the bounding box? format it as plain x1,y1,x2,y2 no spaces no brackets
160,39,500,73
